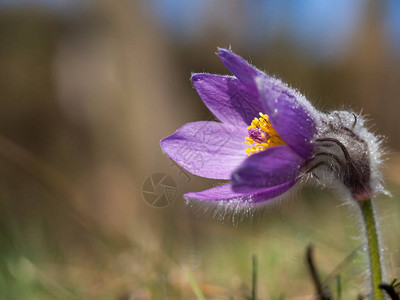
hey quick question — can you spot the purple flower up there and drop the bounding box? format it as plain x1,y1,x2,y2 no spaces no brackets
161,48,385,213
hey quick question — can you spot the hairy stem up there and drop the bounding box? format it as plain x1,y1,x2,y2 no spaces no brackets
359,199,383,300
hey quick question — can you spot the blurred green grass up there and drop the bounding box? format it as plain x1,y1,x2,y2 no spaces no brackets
0,176,399,299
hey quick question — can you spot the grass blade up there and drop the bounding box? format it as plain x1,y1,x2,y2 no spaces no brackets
183,267,205,300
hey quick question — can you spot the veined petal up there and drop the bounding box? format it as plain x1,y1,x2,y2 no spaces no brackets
231,145,304,193
161,121,248,180
257,76,318,159
218,48,263,93
191,73,263,126
184,181,296,204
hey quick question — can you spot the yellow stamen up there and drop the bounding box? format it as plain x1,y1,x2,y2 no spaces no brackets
245,112,285,155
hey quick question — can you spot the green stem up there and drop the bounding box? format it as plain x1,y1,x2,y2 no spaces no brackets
359,198,383,300
252,254,257,300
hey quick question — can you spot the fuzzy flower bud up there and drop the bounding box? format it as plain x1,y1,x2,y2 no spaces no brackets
308,111,386,202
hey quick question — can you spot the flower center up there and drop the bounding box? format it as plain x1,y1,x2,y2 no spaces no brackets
245,112,285,155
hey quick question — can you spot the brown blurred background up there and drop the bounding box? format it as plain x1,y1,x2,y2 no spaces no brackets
0,0,400,299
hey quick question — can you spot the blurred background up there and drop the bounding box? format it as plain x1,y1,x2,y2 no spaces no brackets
0,0,400,299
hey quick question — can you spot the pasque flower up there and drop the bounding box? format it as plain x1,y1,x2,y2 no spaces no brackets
161,48,385,212
161,48,387,299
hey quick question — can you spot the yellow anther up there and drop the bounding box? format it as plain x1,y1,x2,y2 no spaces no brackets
245,112,285,156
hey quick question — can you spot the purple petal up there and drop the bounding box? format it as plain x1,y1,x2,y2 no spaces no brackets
231,145,304,193
191,73,263,126
257,76,318,158
184,181,296,204
218,48,263,93
161,121,248,180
